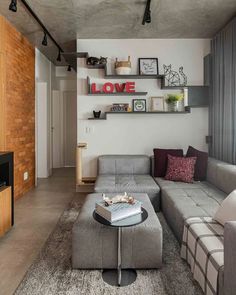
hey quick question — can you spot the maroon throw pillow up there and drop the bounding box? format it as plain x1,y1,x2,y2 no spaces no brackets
153,148,184,177
165,155,197,183
186,146,208,181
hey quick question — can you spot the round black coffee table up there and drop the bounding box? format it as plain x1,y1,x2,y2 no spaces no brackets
93,208,148,287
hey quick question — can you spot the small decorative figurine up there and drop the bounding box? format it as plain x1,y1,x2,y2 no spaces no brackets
93,111,101,118
102,192,135,206
163,64,187,87
99,57,108,65
87,56,108,66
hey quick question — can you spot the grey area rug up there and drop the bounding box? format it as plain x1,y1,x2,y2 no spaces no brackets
15,198,203,295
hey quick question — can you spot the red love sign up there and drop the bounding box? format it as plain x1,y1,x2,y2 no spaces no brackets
91,82,136,93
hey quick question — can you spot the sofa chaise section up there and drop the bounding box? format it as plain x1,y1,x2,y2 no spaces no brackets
157,157,236,243
161,182,226,242
94,155,161,211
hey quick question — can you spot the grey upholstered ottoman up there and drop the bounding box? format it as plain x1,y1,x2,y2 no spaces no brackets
72,193,162,269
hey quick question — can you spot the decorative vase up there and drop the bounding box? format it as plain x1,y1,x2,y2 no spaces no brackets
115,56,131,75
93,110,101,118
168,102,178,112
177,99,184,111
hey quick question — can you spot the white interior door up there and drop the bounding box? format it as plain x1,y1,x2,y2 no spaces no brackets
52,90,63,168
36,82,49,178
63,91,77,167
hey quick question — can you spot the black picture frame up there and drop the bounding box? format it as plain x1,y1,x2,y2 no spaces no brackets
132,99,146,112
139,58,159,76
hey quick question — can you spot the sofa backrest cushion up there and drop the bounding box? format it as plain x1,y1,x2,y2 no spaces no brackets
186,146,208,181
153,148,184,177
98,155,151,175
207,157,236,194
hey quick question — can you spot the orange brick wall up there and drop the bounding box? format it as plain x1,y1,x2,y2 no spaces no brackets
0,16,35,199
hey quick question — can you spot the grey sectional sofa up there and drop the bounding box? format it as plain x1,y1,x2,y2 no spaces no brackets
156,157,236,243
94,154,236,295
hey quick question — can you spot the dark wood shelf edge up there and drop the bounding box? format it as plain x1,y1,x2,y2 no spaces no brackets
104,74,165,79
188,105,208,108
88,118,106,120
87,108,191,120
106,110,190,115
87,64,106,69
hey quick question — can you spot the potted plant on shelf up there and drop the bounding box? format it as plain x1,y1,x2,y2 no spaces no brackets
165,93,184,112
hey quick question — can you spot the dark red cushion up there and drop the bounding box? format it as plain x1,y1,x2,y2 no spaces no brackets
186,146,208,181
153,148,184,177
165,155,197,183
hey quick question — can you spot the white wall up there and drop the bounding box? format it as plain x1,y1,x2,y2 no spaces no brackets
35,48,53,178
35,49,77,177
77,39,211,177
52,67,77,168
36,49,77,175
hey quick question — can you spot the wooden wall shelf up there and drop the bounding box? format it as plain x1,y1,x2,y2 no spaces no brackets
87,64,105,69
104,74,165,80
88,108,191,120
80,52,209,107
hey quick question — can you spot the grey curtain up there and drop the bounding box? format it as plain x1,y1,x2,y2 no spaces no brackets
210,17,236,164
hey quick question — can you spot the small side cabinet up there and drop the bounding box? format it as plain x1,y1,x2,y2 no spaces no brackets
0,186,12,237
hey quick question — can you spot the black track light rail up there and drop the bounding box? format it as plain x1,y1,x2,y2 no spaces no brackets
20,0,64,53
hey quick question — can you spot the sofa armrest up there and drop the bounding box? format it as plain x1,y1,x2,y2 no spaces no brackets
224,221,236,295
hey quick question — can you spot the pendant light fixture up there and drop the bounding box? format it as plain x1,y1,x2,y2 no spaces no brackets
57,50,62,62
42,32,47,46
142,0,151,25
9,0,17,12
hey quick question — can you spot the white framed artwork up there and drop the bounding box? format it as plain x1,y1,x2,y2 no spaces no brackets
151,97,165,112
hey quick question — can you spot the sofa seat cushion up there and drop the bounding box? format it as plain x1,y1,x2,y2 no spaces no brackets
95,174,159,193
154,177,201,190
94,174,161,211
161,182,226,242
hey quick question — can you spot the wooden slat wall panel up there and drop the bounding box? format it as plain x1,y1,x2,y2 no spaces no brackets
0,187,11,237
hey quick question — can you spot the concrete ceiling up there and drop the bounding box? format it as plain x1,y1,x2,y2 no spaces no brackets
0,0,235,65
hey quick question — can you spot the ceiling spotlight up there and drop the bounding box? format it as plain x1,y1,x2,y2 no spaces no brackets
57,50,61,62
142,0,151,25
42,32,47,46
9,0,17,12
67,65,72,72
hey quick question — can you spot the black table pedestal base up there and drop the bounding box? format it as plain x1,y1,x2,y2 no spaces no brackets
102,269,137,287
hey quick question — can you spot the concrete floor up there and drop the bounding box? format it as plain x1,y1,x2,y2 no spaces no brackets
0,168,83,295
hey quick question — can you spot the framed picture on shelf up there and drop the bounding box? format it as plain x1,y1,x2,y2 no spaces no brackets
139,58,159,75
132,99,146,112
151,97,165,112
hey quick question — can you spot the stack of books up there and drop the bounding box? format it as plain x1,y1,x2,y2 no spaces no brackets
95,199,142,223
